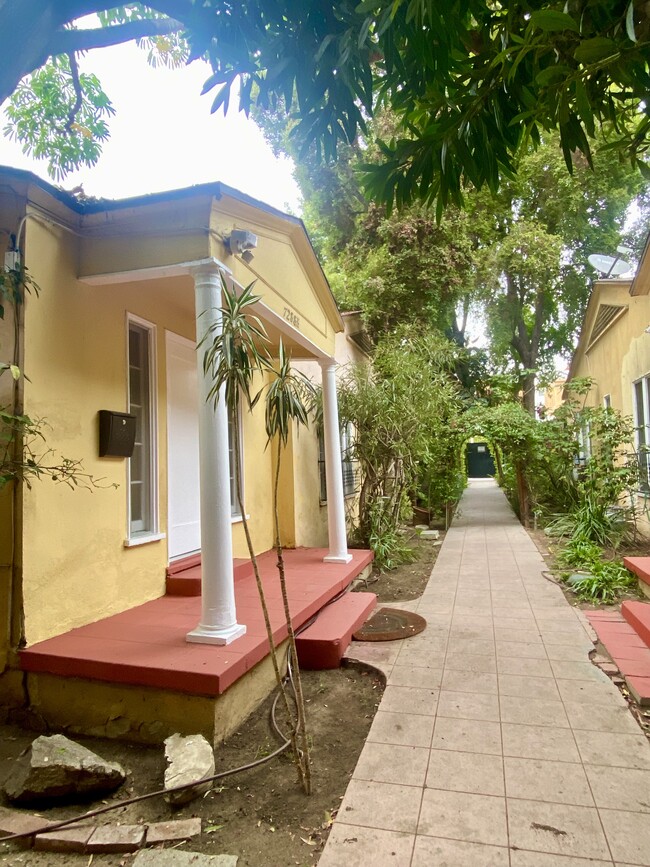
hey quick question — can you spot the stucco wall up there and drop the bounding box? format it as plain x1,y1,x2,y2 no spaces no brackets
571,280,650,417
21,226,283,642
292,327,370,548
15,183,339,645
211,200,337,361
570,278,650,535
0,198,24,669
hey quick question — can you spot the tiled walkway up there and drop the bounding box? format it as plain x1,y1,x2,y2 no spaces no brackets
319,479,650,867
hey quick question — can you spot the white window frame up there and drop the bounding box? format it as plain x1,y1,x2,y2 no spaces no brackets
340,421,356,497
576,420,591,465
633,374,650,493
126,314,160,543
318,423,357,503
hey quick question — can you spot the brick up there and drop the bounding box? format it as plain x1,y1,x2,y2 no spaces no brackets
619,660,650,677
145,817,202,844
610,646,650,663
87,823,145,852
34,824,95,853
0,805,52,848
626,675,650,706
597,662,619,675
587,611,625,621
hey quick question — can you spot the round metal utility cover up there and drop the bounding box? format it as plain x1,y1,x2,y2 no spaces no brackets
353,607,427,642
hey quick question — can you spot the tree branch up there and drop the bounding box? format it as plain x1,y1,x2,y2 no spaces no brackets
64,52,82,132
0,0,189,106
49,18,183,57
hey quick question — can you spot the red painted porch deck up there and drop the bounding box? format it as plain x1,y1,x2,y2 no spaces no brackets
20,547,373,697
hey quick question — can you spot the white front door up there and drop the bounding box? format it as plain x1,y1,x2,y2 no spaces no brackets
166,331,201,559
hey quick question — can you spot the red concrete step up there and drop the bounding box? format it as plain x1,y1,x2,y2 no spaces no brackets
166,556,254,596
587,605,650,706
622,601,650,648
296,592,376,671
623,556,650,588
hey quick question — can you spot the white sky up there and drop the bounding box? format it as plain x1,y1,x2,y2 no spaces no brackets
0,41,302,214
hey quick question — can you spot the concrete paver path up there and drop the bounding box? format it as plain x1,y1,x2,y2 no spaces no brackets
319,479,650,867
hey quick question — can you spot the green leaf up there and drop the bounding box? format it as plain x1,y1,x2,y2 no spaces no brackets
625,0,637,42
535,65,570,87
574,38,618,64
637,160,650,180
574,78,595,137
529,10,580,33
9,364,20,380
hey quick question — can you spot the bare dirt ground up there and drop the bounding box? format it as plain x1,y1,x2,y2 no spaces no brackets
0,667,383,867
0,535,441,867
355,530,443,601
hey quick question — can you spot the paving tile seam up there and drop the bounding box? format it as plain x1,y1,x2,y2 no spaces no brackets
413,523,466,865
510,523,625,866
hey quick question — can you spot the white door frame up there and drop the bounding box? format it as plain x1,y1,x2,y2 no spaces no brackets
166,329,201,561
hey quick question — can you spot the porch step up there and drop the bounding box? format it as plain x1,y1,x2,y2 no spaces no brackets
296,592,377,671
622,601,650,649
586,606,650,706
166,556,254,596
622,557,650,599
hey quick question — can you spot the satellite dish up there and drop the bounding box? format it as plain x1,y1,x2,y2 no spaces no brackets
588,253,633,277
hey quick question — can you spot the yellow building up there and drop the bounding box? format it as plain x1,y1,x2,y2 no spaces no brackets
0,167,372,741
566,233,650,528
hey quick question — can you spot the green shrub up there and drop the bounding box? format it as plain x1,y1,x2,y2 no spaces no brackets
566,563,637,604
366,497,416,572
557,536,637,603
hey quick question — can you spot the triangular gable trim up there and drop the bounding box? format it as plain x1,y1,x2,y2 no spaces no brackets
587,303,628,350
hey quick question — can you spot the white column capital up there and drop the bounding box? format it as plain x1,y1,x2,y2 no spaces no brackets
186,257,231,280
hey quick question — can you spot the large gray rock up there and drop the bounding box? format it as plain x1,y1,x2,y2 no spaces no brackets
419,529,440,540
4,735,125,804
164,733,214,806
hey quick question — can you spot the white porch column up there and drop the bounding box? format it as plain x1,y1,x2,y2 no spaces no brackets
320,359,352,563
187,264,246,645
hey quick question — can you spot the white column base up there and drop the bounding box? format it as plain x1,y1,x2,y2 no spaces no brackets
323,553,353,564
186,622,247,646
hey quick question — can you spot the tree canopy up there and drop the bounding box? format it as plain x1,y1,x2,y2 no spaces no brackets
1,1,648,207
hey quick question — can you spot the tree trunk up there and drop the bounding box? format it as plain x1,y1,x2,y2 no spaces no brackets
521,369,536,415
273,438,311,795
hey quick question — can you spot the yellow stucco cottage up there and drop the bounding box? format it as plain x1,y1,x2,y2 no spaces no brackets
566,232,650,534
0,167,372,742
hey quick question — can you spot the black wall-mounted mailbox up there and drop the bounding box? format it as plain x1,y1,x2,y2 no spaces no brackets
98,410,136,458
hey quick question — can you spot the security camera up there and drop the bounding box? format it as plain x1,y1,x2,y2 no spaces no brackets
226,229,258,255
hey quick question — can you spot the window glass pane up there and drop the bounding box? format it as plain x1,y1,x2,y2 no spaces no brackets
228,409,241,516
636,381,646,444
341,423,355,496
318,430,327,502
130,442,143,480
128,323,153,535
635,379,649,492
130,481,143,523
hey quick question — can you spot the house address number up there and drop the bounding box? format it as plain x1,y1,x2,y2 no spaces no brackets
283,307,300,329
